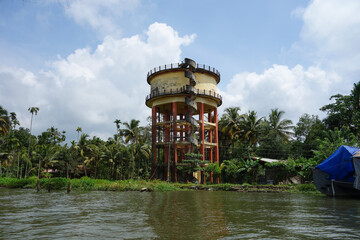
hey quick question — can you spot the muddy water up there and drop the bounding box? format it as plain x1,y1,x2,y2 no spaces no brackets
1,189,359,239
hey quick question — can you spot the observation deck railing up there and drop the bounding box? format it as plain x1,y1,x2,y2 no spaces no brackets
145,86,222,103
147,63,220,78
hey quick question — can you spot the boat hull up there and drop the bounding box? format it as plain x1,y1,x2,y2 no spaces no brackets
313,168,360,197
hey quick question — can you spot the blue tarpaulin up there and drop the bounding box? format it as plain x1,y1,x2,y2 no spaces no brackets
316,145,359,181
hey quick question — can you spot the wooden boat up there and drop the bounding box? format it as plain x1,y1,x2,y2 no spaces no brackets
313,145,360,197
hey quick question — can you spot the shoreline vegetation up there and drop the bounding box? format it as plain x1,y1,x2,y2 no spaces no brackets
0,177,320,194
2,84,360,192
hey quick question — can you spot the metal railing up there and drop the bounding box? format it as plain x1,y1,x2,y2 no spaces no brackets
147,62,220,78
145,86,222,102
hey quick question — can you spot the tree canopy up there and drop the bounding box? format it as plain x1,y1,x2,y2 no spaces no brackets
1,81,360,183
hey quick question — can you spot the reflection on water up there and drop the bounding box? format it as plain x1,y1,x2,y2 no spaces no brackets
146,191,229,239
1,189,360,239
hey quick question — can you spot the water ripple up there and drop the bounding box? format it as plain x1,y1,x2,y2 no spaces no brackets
1,189,360,239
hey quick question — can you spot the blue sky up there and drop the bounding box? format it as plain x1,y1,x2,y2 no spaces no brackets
1,0,360,141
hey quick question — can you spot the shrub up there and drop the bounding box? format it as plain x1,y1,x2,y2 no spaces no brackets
40,177,68,190
70,177,95,190
205,162,221,179
295,184,318,193
221,159,244,183
154,183,181,192
0,177,37,188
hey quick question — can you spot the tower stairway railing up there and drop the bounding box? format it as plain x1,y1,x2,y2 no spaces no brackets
147,63,220,78
145,87,222,103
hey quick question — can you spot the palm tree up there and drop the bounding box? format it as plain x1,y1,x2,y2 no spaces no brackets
134,143,151,178
86,137,104,178
121,119,140,143
6,134,19,177
113,119,122,146
28,107,39,133
27,107,39,178
266,109,294,141
0,107,10,176
121,119,141,178
114,119,121,131
237,111,264,150
47,126,60,143
76,127,82,142
0,106,10,136
351,82,360,138
0,118,9,137
9,112,19,129
35,144,59,178
76,133,90,176
221,107,241,139
0,111,20,177
219,107,242,157
17,146,28,178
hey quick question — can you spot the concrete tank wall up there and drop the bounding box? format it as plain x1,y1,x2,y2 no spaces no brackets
150,71,217,93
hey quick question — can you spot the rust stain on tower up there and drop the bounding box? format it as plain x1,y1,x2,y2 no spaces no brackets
145,58,222,183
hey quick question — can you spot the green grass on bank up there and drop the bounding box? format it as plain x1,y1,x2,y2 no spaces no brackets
0,177,320,194
0,177,186,192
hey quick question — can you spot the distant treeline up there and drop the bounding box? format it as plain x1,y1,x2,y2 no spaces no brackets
1,82,360,183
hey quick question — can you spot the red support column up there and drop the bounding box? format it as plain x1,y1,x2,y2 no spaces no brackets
208,111,213,183
214,107,219,183
164,110,170,180
179,114,184,162
173,102,178,182
199,103,205,184
184,106,189,155
152,106,157,179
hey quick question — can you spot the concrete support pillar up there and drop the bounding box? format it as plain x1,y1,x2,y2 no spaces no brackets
173,102,178,182
164,109,170,180
184,106,189,155
152,106,157,179
214,107,219,183
179,114,184,162
208,111,213,183
199,103,205,184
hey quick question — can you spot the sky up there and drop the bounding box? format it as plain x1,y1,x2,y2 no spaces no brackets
1,0,360,141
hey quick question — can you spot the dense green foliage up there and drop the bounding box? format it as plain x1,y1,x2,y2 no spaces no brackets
1,82,360,184
178,153,209,177
0,177,318,193
0,110,152,181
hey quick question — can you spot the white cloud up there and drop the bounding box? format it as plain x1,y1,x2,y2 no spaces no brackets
299,0,360,74
64,0,140,36
221,64,341,122
0,22,195,140
301,0,360,52
0,66,48,130
222,0,360,123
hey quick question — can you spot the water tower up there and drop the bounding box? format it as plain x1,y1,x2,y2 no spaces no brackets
145,58,222,183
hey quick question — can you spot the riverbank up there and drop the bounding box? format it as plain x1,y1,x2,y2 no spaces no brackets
0,177,319,194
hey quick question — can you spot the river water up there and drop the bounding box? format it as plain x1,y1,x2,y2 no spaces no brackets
0,189,359,239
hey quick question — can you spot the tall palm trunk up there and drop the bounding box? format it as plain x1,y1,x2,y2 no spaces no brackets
11,152,15,177
17,152,20,178
94,160,97,179
19,159,23,179
6,159,9,177
37,159,41,178
84,163,87,177
26,113,34,178
131,149,135,179
6,162,9,177
138,158,141,178
25,163,28,178
66,162,69,178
